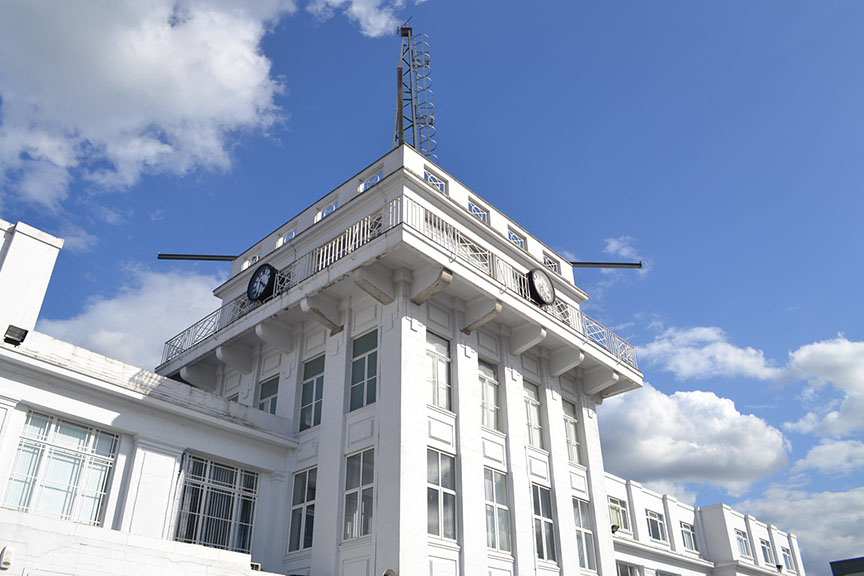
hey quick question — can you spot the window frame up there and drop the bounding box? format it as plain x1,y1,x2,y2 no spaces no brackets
531,483,557,562
343,448,374,541
646,509,668,542
736,528,753,558
680,521,698,551
618,564,641,576
608,496,631,532
315,200,339,222
760,538,775,565
423,167,447,194
543,253,561,274
257,375,279,414
467,199,489,224
349,330,378,412
277,229,296,248
484,468,511,552
288,467,316,552
781,547,796,572
479,359,502,431
507,228,526,250
523,382,544,449
562,400,582,465
427,449,457,541
299,355,325,431
426,331,452,411
573,498,597,571
2,411,119,527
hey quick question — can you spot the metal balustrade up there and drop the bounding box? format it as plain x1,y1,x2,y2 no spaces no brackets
161,195,638,371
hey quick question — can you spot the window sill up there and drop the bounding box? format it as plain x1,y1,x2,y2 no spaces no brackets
340,535,374,551
346,403,376,419
427,404,457,419
427,536,461,552
569,460,588,472
481,426,507,439
283,549,312,563
536,558,559,570
487,550,514,563
296,426,320,438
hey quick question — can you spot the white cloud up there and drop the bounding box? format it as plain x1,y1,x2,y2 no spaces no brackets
785,336,864,437
792,439,864,475
737,486,864,576
639,326,782,381
599,384,788,494
307,0,402,37
0,0,295,209
603,235,651,277
38,266,223,369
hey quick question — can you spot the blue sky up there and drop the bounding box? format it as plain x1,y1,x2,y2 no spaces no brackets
1,1,862,572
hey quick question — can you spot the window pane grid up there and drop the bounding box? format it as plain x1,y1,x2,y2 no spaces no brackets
524,383,543,449
646,510,667,542
480,365,501,431
608,497,630,532
736,529,752,557
427,449,457,540
532,484,556,562
563,401,582,464
300,356,325,431
288,468,316,552
174,455,258,553
2,412,117,526
573,498,597,570
350,331,378,412
483,468,511,552
426,334,451,411
344,449,374,540
680,521,697,551
258,376,279,414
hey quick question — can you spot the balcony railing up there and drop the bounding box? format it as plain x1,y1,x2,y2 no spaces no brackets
161,195,637,370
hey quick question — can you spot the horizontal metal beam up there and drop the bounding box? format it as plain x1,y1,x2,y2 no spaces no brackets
570,261,642,269
158,253,237,261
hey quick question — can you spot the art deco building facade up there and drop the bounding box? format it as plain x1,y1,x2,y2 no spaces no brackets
0,147,805,576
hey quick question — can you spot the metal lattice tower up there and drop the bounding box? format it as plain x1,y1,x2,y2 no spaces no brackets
393,26,437,160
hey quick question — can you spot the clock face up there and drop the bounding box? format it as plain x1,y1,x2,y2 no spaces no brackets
528,268,556,305
247,264,276,302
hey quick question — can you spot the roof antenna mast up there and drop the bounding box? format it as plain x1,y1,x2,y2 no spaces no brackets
393,22,437,160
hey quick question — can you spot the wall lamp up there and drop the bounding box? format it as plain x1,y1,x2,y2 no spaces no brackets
3,325,27,346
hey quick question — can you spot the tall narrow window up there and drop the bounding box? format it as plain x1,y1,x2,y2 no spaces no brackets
524,382,544,449
736,529,752,558
508,229,526,250
258,376,278,414
299,356,325,431
680,521,697,551
543,254,561,273
343,448,374,540
646,510,667,542
479,360,502,431
618,564,641,576
2,411,118,526
350,330,378,411
468,200,489,223
761,539,775,564
562,400,582,464
427,449,457,540
426,332,451,411
484,468,511,552
781,547,796,572
608,496,630,532
174,455,258,553
532,484,556,562
573,498,597,570
288,468,316,552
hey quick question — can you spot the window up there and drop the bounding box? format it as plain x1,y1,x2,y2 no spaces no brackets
761,539,775,564
258,376,278,414
468,200,489,223
736,529,752,558
359,169,383,192
350,330,378,411
343,448,374,540
507,229,526,249
174,455,258,553
427,449,456,540
226,392,239,403
573,499,597,570
543,254,560,273
2,411,118,526
608,496,630,532
646,510,667,542
242,254,259,271
532,484,556,562
316,200,338,221
781,547,796,572
562,400,582,465
288,468,316,552
484,468,511,552
680,521,697,551
618,564,641,576
277,229,296,247
426,332,452,410
424,168,447,194
479,360,502,431
524,382,544,449
299,356,325,431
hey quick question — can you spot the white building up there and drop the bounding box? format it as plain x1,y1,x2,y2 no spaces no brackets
0,147,805,576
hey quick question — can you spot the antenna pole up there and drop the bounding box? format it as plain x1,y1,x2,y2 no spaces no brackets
393,26,437,159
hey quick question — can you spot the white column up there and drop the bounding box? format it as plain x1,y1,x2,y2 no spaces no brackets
585,397,617,576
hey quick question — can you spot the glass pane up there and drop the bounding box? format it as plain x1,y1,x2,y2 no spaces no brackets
289,508,303,551
353,331,377,357
494,472,507,505
75,491,101,524
343,492,358,539
563,401,577,419
442,492,456,539
55,421,89,451
94,432,117,457
23,412,50,440
539,487,552,519
313,401,322,427
485,505,496,547
301,381,314,406
350,383,364,411
260,378,278,398
303,504,315,548
577,532,586,567
478,360,497,380
427,450,439,485
498,508,512,552
306,469,317,501
426,332,450,356
524,382,539,401
544,520,557,562
586,532,596,570
36,451,81,518
368,352,377,377
532,486,541,516
351,358,365,384
360,487,373,535
484,469,493,501
299,406,312,431
366,376,376,405
427,487,439,535
314,377,324,400
81,460,109,493
293,473,307,505
534,518,544,558
440,454,455,490
303,355,325,379
346,454,361,489
361,450,374,485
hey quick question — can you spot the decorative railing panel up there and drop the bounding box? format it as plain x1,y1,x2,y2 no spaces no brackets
162,194,637,370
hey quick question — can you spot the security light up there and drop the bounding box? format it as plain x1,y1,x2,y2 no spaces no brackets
4,325,27,346
611,524,620,534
